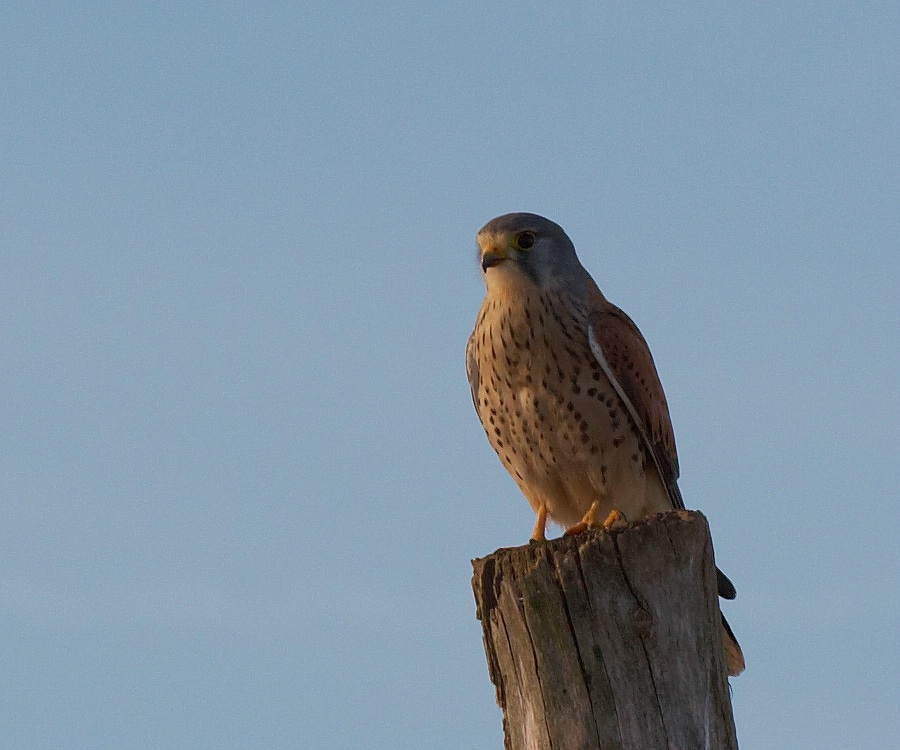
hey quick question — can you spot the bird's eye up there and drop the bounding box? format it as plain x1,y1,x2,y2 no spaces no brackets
516,231,536,250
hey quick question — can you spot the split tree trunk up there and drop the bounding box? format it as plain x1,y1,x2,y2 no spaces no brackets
471,510,738,750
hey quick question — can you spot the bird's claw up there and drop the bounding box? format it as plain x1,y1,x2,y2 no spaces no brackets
565,503,627,535
530,503,548,543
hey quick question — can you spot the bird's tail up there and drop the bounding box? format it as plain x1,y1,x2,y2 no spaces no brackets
721,613,745,676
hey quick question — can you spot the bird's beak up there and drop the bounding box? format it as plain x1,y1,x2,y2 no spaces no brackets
480,245,510,272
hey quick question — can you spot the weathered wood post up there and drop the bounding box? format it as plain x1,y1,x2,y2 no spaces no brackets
472,510,738,750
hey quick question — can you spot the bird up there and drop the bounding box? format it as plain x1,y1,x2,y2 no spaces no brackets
466,212,744,676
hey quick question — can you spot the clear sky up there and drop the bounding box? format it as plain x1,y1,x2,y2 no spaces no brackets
1,2,898,748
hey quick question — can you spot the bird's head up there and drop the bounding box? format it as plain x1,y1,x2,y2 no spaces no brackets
476,212,585,291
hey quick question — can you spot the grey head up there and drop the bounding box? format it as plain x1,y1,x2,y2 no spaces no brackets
476,212,587,289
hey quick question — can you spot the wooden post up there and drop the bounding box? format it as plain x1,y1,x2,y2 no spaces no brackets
472,510,738,750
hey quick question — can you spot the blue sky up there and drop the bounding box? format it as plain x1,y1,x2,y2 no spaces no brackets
1,2,898,748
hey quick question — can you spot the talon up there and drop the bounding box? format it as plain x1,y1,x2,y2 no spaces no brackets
565,501,601,536
602,509,628,529
566,504,628,535
530,503,548,543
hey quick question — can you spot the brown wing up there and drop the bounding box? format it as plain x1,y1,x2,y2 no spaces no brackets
585,280,683,508
586,282,740,599
465,329,481,411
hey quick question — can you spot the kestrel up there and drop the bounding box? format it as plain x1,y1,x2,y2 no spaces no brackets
466,212,744,676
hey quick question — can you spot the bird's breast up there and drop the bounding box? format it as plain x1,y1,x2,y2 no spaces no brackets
471,290,598,470
471,289,667,525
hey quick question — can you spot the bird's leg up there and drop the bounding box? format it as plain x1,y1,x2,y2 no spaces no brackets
530,502,548,543
565,501,600,535
565,503,627,535
601,509,627,529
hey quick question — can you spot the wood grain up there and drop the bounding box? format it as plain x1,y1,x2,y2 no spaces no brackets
472,511,738,750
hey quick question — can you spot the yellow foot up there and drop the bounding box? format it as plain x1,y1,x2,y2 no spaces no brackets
601,509,628,529
565,501,600,536
565,504,627,535
530,503,548,543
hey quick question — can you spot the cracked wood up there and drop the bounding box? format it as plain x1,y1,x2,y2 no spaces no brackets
472,510,739,750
